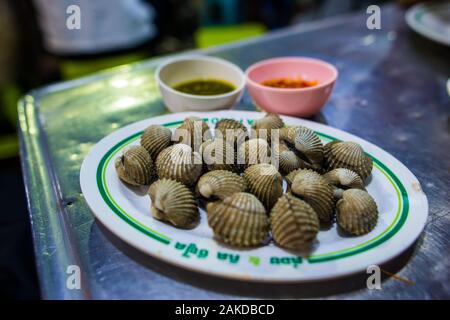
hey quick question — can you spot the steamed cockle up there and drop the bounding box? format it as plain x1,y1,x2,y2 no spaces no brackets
196,170,247,200
155,144,203,186
148,179,199,229
324,140,373,180
115,145,155,186
207,192,269,247
270,194,320,251
336,189,378,235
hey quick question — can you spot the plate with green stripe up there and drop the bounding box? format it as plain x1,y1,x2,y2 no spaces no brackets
80,110,428,282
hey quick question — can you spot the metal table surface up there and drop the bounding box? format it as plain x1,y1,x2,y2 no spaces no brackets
19,4,450,299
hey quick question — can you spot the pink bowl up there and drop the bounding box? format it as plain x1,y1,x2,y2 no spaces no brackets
245,57,338,117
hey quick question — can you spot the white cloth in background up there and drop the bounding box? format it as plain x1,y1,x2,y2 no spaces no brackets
33,0,156,55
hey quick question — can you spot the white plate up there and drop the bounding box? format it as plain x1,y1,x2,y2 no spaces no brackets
80,110,428,282
406,1,450,47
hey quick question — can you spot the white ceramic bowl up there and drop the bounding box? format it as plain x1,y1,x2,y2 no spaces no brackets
155,56,245,112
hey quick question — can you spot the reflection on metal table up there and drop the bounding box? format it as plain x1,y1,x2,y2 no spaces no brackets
19,4,450,299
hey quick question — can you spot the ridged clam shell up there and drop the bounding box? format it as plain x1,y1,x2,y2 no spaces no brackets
252,113,284,130
291,169,334,223
294,127,323,167
199,139,214,172
280,125,305,144
274,142,308,175
251,113,284,142
201,138,240,173
215,118,248,146
336,189,378,235
215,118,247,133
324,141,373,180
199,139,213,155
207,192,269,247
140,125,172,160
148,179,199,229
173,116,212,151
237,138,271,168
155,144,203,186
323,168,365,198
281,126,323,167
244,164,283,210
285,169,300,192
115,146,155,186
270,194,320,250
285,167,316,192
196,170,247,200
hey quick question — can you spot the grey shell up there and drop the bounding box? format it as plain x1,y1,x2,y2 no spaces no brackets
200,138,241,173
270,194,320,251
155,144,203,186
115,145,155,186
251,113,285,143
140,125,173,160
173,116,212,151
148,179,199,229
336,189,378,235
206,192,269,247
237,138,271,168
291,169,335,223
215,118,248,146
196,170,247,200
323,168,365,199
274,142,309,175
244,163,283,210
281,125,324,169
324,141,373,180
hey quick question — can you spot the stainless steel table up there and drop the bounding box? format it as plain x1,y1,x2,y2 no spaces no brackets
19,4,450,299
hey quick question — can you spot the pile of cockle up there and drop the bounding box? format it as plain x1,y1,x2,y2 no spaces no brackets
115,113,378,251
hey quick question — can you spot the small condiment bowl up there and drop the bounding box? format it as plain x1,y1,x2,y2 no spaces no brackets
156,56,245,112
245,57,338,117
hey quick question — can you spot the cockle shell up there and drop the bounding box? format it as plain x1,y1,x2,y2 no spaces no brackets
281,125,324,169
244,164,283,210
237,138,271,168
280,125,307,144
323,168,365,198
293,126,323,169
115,145,155,186
274,142,309,175
336,189,378,235
323,168,364,189
200,138,240,173
284,166,317,192
251,113,284,142
199,139,214,172
324,141,373,180
215,118,247,134
279,125,297,142
252,113,285,130
215,118,248,146
155,144,203,186
140,125,172,160
284,168,303,191
291,169,334,223
270,194,320,251
206,192,269,247
199,139,214,155
148,179,199,229
196,170,247,200
173,116,212,151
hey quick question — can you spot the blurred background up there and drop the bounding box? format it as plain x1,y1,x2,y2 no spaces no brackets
0,0,422,299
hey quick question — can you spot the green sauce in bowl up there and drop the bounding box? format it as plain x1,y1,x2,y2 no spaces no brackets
173,79,235,96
